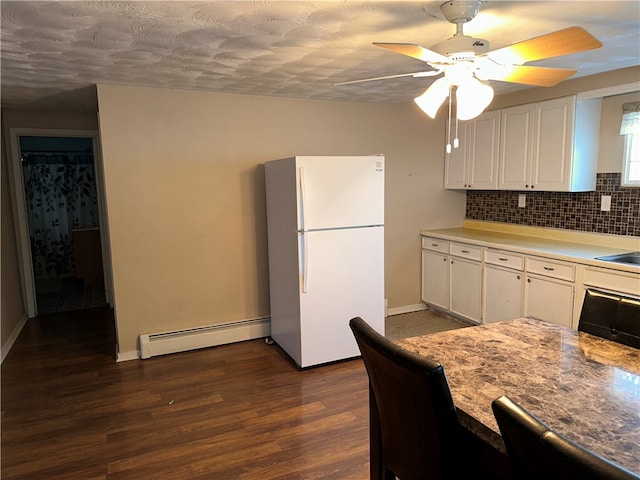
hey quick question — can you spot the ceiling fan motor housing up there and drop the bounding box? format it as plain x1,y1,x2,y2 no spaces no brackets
440,0,484,24
431,35,490,60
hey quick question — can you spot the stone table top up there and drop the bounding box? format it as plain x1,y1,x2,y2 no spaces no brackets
396,317,640,475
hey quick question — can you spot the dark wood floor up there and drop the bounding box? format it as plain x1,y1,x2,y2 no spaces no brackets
1,308,371,479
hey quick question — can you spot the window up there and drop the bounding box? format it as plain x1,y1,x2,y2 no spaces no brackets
621,101,640,187
622,134,639,186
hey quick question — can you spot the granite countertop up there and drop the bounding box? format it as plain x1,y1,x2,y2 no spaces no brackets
397,318,640,475
420,226,640,274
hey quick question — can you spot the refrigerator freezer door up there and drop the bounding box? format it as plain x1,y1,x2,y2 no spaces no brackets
296,156,384,231
298,226,385,367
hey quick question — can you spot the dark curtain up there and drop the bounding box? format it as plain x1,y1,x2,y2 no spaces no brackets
22,153,99,279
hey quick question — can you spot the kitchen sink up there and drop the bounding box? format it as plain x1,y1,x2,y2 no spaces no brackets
595,252,640,265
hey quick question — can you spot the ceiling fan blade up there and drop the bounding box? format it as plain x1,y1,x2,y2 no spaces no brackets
485,26,602,66
481,65,577,87
373,42,451,65
333,70,440,86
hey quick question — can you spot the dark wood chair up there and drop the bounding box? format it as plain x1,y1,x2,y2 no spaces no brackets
349,316,484,480
492,395,640,480
578,288,640,348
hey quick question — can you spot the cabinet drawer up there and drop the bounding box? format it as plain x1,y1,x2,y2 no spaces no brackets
485,249,524,271
450,242,483,261
421,237,449,253
526,256,575,282
583,266,640,296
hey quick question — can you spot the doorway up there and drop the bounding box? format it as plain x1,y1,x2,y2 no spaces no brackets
8,129,112,317
20,136,105,314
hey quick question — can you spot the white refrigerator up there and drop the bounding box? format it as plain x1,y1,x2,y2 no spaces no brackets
264,155,385,368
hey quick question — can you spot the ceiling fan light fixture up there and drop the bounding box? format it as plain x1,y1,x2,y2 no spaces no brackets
444,61,474,85
414,77,451,119
472,57,510,80
456,77,494,120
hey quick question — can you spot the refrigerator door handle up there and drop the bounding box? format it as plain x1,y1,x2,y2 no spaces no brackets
299,167,307,231
299,167,309,293
302,232,309,293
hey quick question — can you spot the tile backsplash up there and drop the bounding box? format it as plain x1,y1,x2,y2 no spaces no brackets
466,173,640,237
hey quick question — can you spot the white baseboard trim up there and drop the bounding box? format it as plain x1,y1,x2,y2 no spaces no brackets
118,304,443,361
387,303,428,317
1,314,28,364
116,350,140,362
133,316,271,360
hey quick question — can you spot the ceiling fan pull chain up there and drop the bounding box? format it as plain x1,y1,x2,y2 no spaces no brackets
454,94,460,149
446,87,453,154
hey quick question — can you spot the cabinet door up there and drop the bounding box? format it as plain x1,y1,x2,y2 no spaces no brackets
499,104,532,190
469,110,500,189
444,121,469,189
524,275,574,328
450,257,482,322
530,96,575,191
422,249,450,310
484,265,523,324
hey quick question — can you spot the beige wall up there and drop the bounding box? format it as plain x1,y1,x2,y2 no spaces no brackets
598,91,640,173
1,129,25,352
96,84,465,354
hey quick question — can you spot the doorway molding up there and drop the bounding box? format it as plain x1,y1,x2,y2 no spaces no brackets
7,128,112,317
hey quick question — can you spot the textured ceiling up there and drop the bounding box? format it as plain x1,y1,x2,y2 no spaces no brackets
1,1,639,113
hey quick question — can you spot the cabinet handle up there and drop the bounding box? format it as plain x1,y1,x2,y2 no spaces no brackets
531,185,535,189
461,250,470,254
517,275,521,280
525,184,529,188
543,266,555,271
443,257,447,262
527,278,532,283
498,257,508,261
432,243,439,247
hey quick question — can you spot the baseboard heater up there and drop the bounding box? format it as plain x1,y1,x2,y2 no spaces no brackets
139,317,271,359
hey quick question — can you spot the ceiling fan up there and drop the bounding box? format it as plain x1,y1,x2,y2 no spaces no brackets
336,0,603,121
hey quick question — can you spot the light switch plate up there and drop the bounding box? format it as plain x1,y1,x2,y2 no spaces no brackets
601,195,612,212
518,194,526,208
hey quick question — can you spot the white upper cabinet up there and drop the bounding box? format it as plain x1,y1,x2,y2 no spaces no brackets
498,95,602,192
444,110,500,190
498,103,532,189
444,121,469,189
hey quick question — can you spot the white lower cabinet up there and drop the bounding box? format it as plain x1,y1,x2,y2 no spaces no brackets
484,265,524,324
524,256,575,328
421,237,481,323
421,249,450,310
421,234,638,331
450,242,484,323
483,249,524,324
450,256,483,323
524,274,574,328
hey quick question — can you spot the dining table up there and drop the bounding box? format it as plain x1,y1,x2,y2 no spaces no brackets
396,317,640,476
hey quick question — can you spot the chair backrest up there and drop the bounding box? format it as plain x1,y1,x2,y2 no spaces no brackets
578,288,640,348
349,316,465,480
492,395,640,480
